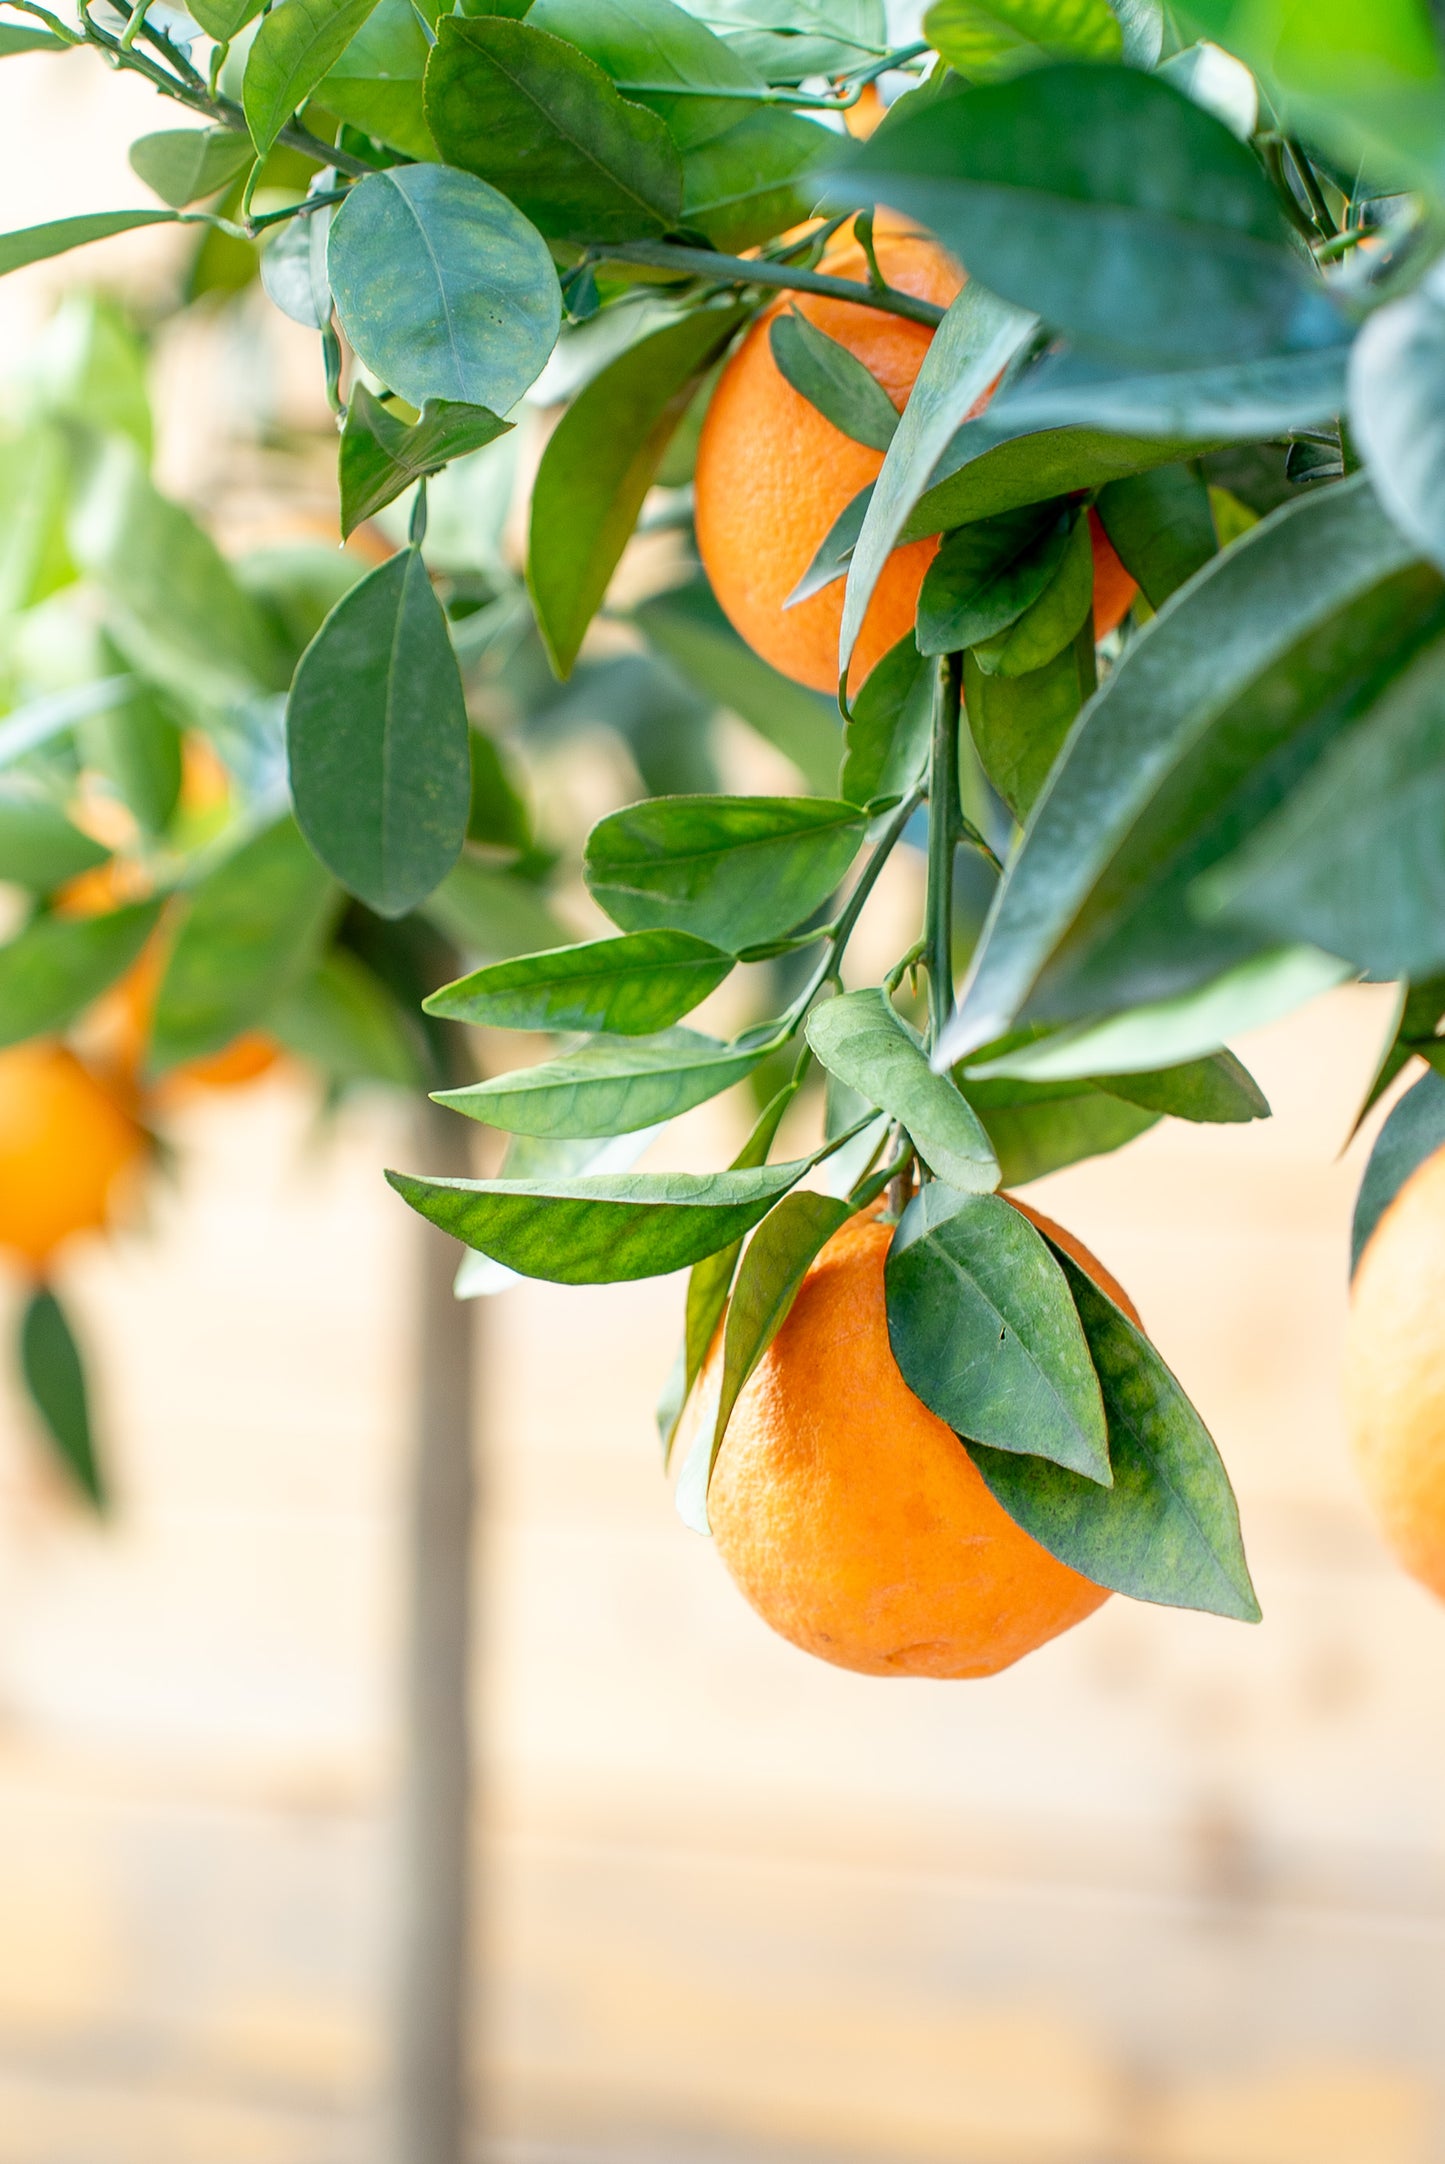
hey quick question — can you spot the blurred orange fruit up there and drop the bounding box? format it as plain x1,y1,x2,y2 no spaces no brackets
0,1041,146,1272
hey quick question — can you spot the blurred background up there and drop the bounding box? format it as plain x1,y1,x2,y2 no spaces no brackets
1,46,1443,2164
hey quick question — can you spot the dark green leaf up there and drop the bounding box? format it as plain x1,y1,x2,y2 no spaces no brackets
1199,630,1445,983
319,0,437,159
887,1182,1109,1478
20,1287,104,1511
970,1246,1261,1618
1351,1069,1445,1278
467,729,531,854
972,509,1092,678
129,127,254,208
916,505,1063,657
423,15,683,241
964,614,1095,820
924,0,1122,77
1096,463,1217,610
680,106,827,253
260,203,333,330
527,0,765,148
424,927,733,1032
840,634,933,808
973,1084,1158,1183
769,308,899,452
1350,267,1445,578
1352,976,1445,1133
151,816,338,1071
436,1024,767,1137
271,947,423,1088
244,0,382,159
386,1156,813,1282
840,283,1035,674
943,477,1443,1061
328,163,561,411
907,421,1212,541
806,988,1000,1191
420,853,571,960
529,305,746,675
1099,1048,1269,1122
785,482,870,608
585,794,865,951
831,66,1342,367
288,547,471,918
0,794,108,892
340,384,511,537
0,901,161,1049
635,582,841,793
0,210,176,279
992,342,1349,442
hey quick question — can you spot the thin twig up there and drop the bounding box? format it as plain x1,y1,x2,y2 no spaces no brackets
599,239,946,328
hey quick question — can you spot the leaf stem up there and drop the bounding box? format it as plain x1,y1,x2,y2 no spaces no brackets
597,240,947,329
774,782,925,1039
925,654,961,1055
247,183,350,233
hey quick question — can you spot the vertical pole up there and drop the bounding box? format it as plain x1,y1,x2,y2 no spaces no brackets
926,651,963,1056
389,1088,478,2164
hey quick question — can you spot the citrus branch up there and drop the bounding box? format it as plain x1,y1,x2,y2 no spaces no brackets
597,240,947,328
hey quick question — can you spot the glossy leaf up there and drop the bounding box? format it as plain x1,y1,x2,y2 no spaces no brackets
1351,1070,1445,1278
806,989,1000,1191
424,927,733,1033
328,164,561,412
887,1183,1108,1479
839,282,1035,675
1095,462,1217,610
129,128,253,208
423,14,683,240
990,342,1350,443
0,210,175,280
963,616,1095,820
260,204,333,330
0,900,160,1049
907,421,1211,540
0,794,108,892
527,0,765,148
529,305,747,675
1350,263,1445,578
769,308,899,452
150,817,337,1072
271,947,422,1090
970,1246,1259,1619
1097,1048,1269,1123
974,1084,1159,1184
288,547,471,919
21,1287,104,1511
319,0,436,159
832,66,1342,367
245,0,382,160
190,0,264,38
925,0,1122,77
942,478,1441,1061
972,510,1092,678
916,505,1063,657
681,106,827,253
340,385,511,537
584,795,865,952
840,634,933,808
436,1025,767,1138
386,1157,814,1283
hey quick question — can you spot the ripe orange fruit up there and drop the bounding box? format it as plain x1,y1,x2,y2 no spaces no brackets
688,1200,1128,1677
0,1041,146,1272
1345,1142,1445,1600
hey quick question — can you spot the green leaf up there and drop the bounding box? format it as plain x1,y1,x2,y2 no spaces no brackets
769,308,899,453
1350,267,1445,579
584,794,865,951
340,385,511,538
925,0,1122,78
1095,463,1217,610
680,106,827,253
1351,975,1445,1133
527,0,765,148
1351,1070,1445,1278
831,66,1342,367
244,0,382,160
973,1084,1159,1183
424,927,733,1032
288,547,471,919
806,988,1000,1191
318,0,437,160
634,583,841,794
0,901,161,1049
190,0,265,39
129,128,254,208
1098,1048,1269,1122
840,634,933,808
0,21,71,50
529,305,747,676
699,0,887,82
423,14,683,241
969,1246,1260,1618
20,1286,104,1512
81,679,183,839
991,343,1349,443
971,510,1092,678
943,477,1442,1061
420,853,572,960
0,793,108,892
906,421,1215,541
270,947,422,1089
840,282,1036,675
917,505,1063,657
963,614,1096,820
151,817,338,1072
260,202,333,330
887,1182,1109,1480
679,1187,854,1529
328,164,561,412
467,729,531,854
435,1024,767,1137
386,1156,814,1282
0,210,176,279
786,481,871,609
